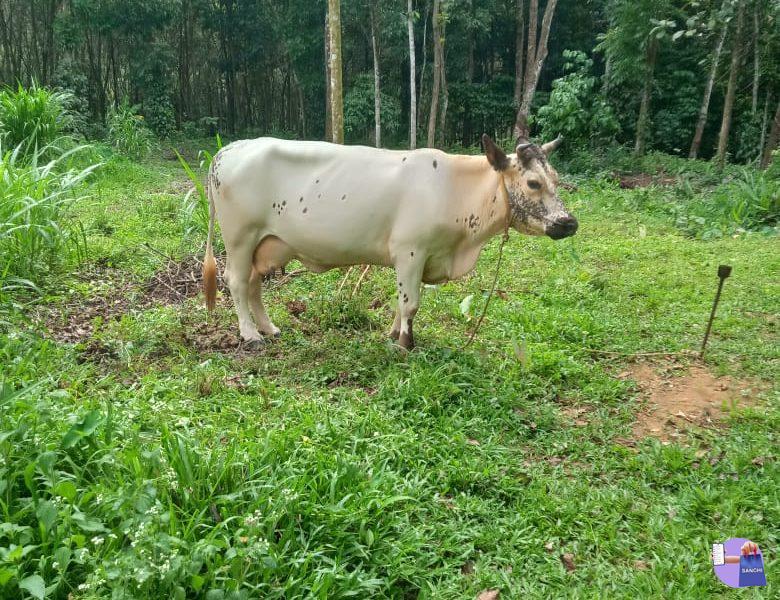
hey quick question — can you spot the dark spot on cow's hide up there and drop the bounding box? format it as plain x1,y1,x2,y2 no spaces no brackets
282,200,287,206
341,194,347,201
316,179,320,183
398,282,403,287
403,294,409,303
299,197,304,202
272,203,276,208
302,208,308,214
493,196,497,203
455,218,459,223
317,193,321,199
402,157,407,162
410,251,415,257
433,160,438,169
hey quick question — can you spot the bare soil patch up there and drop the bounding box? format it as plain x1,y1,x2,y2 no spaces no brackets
37,255,229,344
623,362,757,442
615,173,678,189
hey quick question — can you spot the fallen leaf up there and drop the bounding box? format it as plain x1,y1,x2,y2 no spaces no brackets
634,560,649,571
560,553,576,572
461,561,475,575
667,508,677,519
477,590,500,600
544,541,555,553
467,438,480,446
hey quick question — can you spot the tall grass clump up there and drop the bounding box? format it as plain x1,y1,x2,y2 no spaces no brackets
0,84,73,158
177,135,222,245
671,168,779,238
107,101,155,159
0,143,98,300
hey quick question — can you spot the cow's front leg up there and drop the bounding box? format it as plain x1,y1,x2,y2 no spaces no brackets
393,254,425,350
225,247,264,347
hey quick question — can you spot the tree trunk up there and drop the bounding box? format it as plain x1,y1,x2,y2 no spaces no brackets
514,0,525,110
689,19,728,159
407,0,417,149
370,0,381,147
324,11,332,140
634,36,658,156
515,0,558,139
427,0,441,147
760,101,780,169
327,0,344,144
758,93,770,162
715,0,745,168
752,3,760,115
437,22,448,148
417,1,429,127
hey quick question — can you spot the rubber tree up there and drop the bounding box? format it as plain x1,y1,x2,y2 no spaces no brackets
715,0,745,167
327,0,344,144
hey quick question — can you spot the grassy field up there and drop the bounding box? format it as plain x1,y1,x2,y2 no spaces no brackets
1,145,778,599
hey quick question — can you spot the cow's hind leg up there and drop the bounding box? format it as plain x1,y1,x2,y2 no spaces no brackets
248,273,281,338
389,308,402,341
247,235,292,338
393,252,425,350
225,243,265,347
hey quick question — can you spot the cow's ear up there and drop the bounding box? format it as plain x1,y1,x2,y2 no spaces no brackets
482,134,509,171
541,136,564,156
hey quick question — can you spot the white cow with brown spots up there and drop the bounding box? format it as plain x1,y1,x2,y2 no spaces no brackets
202,134,577,350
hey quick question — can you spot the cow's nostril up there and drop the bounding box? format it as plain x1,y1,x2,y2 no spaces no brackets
556,215,577,227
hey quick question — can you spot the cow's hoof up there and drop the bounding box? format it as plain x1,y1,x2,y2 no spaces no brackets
398,332,414,351
243,337,266,350
389,328,401,341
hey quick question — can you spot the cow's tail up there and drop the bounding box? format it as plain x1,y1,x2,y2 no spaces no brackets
203,159,218,312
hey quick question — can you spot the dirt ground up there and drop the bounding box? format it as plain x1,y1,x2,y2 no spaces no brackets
621,361,759,443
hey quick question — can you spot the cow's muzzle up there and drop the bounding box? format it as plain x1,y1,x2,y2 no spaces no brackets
546,215,578,240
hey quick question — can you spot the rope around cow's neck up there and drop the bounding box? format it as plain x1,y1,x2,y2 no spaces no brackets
463,190,512,349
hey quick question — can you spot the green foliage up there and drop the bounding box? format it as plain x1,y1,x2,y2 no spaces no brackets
536,51,619,149
0,144,98,299
0,85,73,158
343,74,402,144
672,168,780,237
107,102,155,160
176,136,223,247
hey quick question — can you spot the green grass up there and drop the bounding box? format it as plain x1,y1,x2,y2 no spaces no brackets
0,145,778,599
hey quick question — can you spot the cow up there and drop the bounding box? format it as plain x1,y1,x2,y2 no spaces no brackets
202,134,577,350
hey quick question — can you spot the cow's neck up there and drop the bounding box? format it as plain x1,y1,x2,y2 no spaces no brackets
447,157,511,280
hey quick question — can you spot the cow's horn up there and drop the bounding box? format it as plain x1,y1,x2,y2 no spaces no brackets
541,136,564,156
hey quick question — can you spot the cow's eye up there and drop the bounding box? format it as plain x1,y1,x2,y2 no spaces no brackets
527,180,542,191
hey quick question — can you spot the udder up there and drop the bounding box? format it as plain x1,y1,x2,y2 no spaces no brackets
251,235,295,279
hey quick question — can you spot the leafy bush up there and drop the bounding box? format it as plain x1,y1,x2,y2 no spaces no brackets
344,73,402,144
142,94,176,138
0,84,73,158
107,102,155,159
674,169,780,237
536,51,619,150
0,143,98,300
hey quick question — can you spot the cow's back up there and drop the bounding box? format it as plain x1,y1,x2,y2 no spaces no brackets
213,138,458,266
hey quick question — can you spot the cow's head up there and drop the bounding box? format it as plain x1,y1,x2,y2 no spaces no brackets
482,134,577,240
